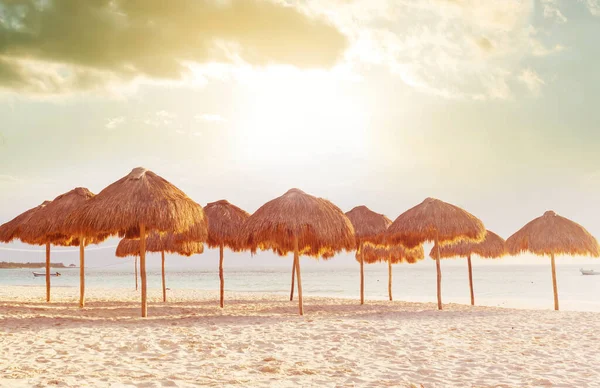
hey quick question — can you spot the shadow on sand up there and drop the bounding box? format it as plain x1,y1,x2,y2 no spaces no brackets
0,295,508,332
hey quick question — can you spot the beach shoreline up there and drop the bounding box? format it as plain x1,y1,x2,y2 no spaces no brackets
1,286,600,387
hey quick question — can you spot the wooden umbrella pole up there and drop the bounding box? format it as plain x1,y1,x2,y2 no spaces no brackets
79,237,85,308
551,253,559,311
388,257,393,301
467,254,474,306
161,251,166,303
45,242,51,303
435,232,443,310
359,242,365,305
294,235,303,315
290,255,296,301
219,244,224,308
140,223,147,317
135,257,138,291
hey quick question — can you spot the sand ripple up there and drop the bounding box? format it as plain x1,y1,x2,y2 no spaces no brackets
0,286,599,387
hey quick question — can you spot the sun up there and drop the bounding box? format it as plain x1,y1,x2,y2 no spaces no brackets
233,67,370,165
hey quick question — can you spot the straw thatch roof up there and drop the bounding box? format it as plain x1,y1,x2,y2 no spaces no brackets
65,167,208,240
116,232,204,257
0,201,51,243
18,187,109,246
345,206,391,247
431,230,506,259
171,217,210,243
387,197,485,248
506,211,600,257
204,200,250,250
0,200,79,247
259,242,339,260
239,188,355,259
360,243,425,264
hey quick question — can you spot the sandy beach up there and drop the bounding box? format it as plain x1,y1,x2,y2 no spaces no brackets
0,286,599,387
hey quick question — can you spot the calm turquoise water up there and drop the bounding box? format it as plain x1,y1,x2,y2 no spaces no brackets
1,260,599,312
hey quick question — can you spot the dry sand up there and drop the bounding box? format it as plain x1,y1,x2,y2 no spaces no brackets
1,286,599,387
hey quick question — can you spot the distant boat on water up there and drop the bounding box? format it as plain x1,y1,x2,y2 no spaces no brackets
580,268,600,276
32,272,61,277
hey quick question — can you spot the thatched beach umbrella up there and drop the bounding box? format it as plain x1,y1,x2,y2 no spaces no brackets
345,206,392,305
387,197,485,310
18,188,107,306
0,201,51,243
239,188,355,315
0,200,59,302
116,232,204,302
506,211,600,310
65,167,208,317
204,200,250,308
360,243,425,301
431,230,506,306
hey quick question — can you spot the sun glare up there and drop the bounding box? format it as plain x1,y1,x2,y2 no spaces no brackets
233,68,370,165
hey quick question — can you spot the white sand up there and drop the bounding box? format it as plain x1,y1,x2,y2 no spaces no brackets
1,286,599,387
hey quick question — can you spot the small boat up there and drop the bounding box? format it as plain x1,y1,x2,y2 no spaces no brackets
32,272,61,277
580,268,600,276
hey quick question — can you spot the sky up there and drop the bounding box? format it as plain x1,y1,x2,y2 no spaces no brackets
1,0,600,266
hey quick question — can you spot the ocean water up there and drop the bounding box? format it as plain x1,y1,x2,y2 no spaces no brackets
1,260,600,312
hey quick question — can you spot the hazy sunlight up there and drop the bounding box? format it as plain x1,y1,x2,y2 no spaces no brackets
233,69,370,165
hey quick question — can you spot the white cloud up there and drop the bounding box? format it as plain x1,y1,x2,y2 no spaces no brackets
105,116,125,130
584,0,600,16
518,69,546,95
531,42,565,57
302,0,565,100
143,110,177,127
156,110,176,119
542,0,568,23
484,70,513,100
0,174,21,183
195,114,226,123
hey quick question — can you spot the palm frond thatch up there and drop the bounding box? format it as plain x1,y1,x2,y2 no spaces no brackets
238,188,355,259
506,211,600,257
431,230,506,259
360,243,425,264
18,187,109,246
387,197,485,248
0,201,51,243
169,216,210,243
116,232,204,257
64,167,208,239
345,205,391,246
204,200,250,250
259,242,338,260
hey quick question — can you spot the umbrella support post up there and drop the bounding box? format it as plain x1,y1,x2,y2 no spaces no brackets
435,234,442,310
290,257,295,301
161,251,166,303
135,257,138,291
359,243,365,305
219,244,224,308
551,253,559,311
79,238,85,308
388,257,393,301
436,258,442,310
467,254,474,306
294,235,303,315
45,243,51,303
140,223,147,317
